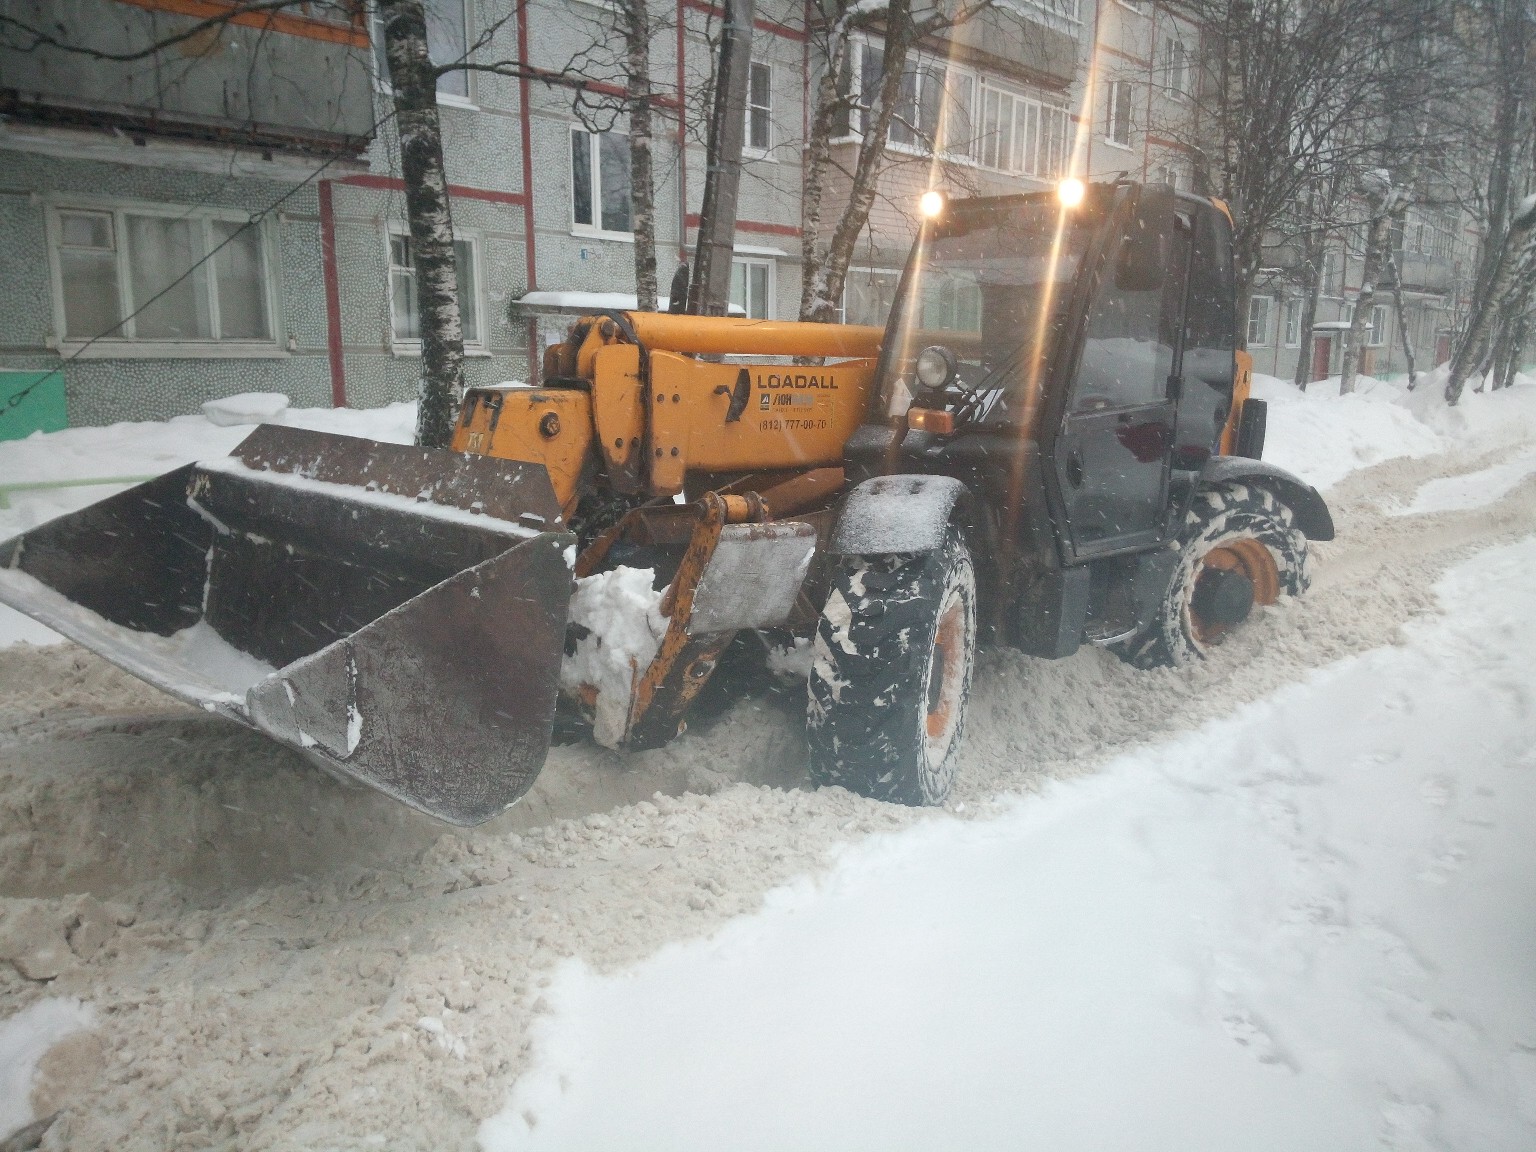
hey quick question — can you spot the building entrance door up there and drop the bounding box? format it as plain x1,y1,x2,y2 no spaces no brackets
1311,335,1333,383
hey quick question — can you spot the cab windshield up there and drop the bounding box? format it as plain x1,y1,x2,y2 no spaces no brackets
880,195,1099,425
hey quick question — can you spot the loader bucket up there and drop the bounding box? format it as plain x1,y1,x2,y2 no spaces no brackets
0,425,575,825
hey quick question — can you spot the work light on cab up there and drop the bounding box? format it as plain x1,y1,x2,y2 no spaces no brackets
919,190,946,218
1057,177,1086,208
915,345,957,390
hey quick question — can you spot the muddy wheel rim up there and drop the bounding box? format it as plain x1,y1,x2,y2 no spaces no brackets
1190,536,1279,645
924,589,967,763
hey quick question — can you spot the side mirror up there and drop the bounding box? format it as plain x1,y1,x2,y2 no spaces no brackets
1114,223,1167,292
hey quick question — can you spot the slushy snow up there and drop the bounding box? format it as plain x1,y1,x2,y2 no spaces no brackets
0,998,94,1137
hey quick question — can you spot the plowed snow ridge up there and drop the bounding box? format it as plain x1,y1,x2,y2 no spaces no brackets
0,371,1533,1150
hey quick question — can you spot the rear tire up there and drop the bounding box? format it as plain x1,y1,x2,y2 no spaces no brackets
1112,483,1308,669
806,527,976,805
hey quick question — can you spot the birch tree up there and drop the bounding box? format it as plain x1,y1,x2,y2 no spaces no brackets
1440,0,1536,403
562,0,667,313
798,0,995,322
1289,167,1349,391
1339,171,1405,394
377,0,463,448
1446,193,1536,403
1170,0,1434,334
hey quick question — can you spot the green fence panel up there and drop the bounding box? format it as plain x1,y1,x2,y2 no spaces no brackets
0,370,67,442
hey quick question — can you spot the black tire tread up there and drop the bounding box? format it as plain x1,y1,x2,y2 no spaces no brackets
806,530,975,805
1112,483,1309,669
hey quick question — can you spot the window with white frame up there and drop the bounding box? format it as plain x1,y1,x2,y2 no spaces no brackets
1367,304,1387,346
387,231,481,347
889,56,953,152
731,258,773,319
1247,295,1273,346
372,0,469,100
51,205,273,345
1283,296,1302,346
746,61,773,152
1321,248,1341,295
1428,209,1455,259
1163,36,1192,99
1105,80,1133,147
976,84,1070,178
1005,0,1082,29
842,267,902,326
571,128,632,236
832,40,985,161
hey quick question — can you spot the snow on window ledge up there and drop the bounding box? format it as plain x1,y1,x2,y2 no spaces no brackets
570,227,635,244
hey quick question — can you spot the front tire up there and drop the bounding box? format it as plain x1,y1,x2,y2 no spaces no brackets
806,527,976,805
1113,483,1309,669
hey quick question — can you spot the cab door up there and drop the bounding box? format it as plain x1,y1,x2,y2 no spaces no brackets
1053,189,1189,560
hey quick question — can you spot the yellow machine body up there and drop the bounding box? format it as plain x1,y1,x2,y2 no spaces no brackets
453,386,594,517
453,313,883,503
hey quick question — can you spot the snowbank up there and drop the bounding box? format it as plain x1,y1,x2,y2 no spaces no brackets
481,538,1536,1152
1255,368,1536,492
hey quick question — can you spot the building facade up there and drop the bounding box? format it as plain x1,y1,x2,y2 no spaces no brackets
1,0,1468,431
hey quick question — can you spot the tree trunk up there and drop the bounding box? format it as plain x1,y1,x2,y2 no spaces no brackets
1446,196,1536,404
1501,314,1529,390
624,0,658,312
799,17,852,321
380,0,465,449
1292,238,1324,392
689,0,754,315
1340,180,1396,395
1387,252,1417,387
801,0,919,322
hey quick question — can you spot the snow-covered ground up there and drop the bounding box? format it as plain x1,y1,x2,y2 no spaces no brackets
1,370,1535,1149
484,537,1536,1152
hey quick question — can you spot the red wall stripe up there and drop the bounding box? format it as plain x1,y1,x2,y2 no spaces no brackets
318,179,347,408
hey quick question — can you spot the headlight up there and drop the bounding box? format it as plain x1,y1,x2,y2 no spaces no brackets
915,345,956,390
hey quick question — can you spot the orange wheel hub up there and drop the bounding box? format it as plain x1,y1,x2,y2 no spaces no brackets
926,598,966,742
1190,537,1279,644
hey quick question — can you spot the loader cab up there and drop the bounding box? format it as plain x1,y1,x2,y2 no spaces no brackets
871,181,1237,563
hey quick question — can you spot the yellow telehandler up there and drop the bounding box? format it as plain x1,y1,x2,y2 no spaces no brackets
0,180,1333,823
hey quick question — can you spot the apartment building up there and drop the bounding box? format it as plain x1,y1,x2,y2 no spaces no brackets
1244,202,1469,384
0,0,1209,429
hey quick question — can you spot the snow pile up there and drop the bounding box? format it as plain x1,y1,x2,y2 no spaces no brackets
199,392,290,427
1252,373,1443,490
0,998,95,1140
483,538,1536,1152
560,566,668,748
1255,369,1536,492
